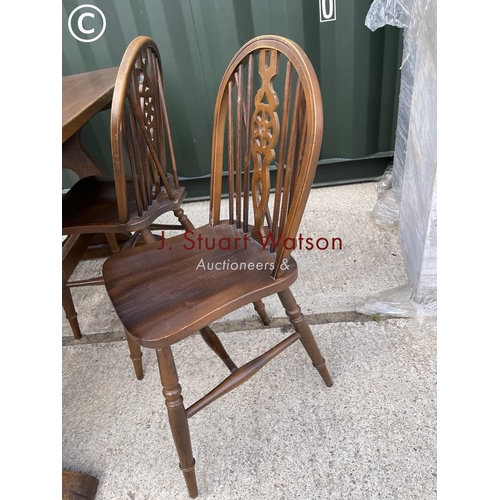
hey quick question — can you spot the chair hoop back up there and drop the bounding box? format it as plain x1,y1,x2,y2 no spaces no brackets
111,36,180,224
209,35,323,278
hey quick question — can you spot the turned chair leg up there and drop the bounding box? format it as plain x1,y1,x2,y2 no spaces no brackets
140,227,158,244
278,288,333,387
157,346,198,498
125,329,144,380
62,281,82,340
253,299,270,326
199,326,238,373
105,233,121,253
174,207,195,231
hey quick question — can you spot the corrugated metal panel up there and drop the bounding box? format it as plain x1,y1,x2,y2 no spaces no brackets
62,0,402,193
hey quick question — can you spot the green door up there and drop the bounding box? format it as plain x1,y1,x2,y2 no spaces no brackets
62,0,401,197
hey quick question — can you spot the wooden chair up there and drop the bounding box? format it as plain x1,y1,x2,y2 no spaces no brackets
102,35,333,497
62,37,195,377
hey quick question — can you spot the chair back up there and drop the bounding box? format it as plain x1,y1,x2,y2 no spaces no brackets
209,35,323,278
111,36,180,224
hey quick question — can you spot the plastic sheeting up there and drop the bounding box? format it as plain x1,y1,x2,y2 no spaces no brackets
365,0,432,65
369,166,401,226
358,0,437,319
365,0,434,214
357,284,436,327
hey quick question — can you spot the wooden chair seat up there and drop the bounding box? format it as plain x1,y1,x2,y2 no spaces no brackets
62,174,185,234
103,223,297,348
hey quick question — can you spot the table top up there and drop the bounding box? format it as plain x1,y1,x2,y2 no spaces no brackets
62,66,119,143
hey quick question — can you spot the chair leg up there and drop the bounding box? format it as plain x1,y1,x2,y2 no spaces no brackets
199,326,238,373
140,228,158,244
157,346,198,499
62,282,82,339
105,233,121,253
278,288,333,387
253,299,270,326
125,329,144,380
173,207,195,231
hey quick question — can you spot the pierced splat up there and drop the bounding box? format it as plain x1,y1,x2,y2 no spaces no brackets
134,57,157,143
138,71,156,134
250,49,280,240
210,37,323,278
119,45,180,219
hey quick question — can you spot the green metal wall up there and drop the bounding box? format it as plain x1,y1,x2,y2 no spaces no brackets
62,0,402,197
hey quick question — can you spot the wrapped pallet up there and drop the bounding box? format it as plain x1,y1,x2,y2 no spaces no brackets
358,0,437,320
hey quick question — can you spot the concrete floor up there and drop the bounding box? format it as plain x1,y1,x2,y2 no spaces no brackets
62,183,437,499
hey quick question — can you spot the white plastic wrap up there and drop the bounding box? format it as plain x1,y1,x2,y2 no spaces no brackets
360,0,437,317
369,166,401,226
365,0,432,65
396,0,436,301
356,284,437,327
365,0,433,204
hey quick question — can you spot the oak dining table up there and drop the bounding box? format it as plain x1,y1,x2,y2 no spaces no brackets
62,66,124,261
62,66,119,178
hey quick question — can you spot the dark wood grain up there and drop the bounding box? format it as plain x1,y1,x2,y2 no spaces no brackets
104,223,298,349
62,68,118,178
62,67,119,144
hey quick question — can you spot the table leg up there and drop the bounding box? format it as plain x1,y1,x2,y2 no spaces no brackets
62,132,103,178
